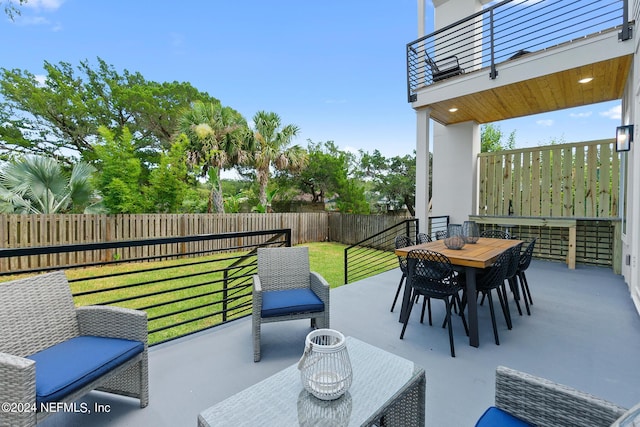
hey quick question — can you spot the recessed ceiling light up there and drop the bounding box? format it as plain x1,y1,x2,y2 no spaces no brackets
579,77,593,84
449,107,458,112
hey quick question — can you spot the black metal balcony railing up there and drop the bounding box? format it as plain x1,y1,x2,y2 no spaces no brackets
343,216,449,284
407,0,632,102
0,229,291,345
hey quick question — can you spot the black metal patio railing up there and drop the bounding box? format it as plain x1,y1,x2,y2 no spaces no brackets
343,216,449,284
0,229,291,345
407,0,632,102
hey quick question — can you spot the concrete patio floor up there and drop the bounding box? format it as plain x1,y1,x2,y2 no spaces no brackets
40,260,640,426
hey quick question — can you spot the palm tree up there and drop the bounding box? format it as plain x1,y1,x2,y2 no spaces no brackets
0,155,97,213
251,111,308,208
178,101,250,213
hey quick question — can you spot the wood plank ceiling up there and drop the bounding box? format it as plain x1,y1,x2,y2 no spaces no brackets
426,55,633,126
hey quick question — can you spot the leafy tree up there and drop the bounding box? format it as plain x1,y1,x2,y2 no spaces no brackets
358,150,418,215
0,58,214,167
146,134,190,213
279,140,369,213
92,126,145,213
297,140,349,203
0,155,98,213
251,111,307,207
481,123,516,152
178,100,250,213
2,0,27,20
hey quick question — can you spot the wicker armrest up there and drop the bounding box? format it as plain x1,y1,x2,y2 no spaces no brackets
76,306,147,344
0,352,37,426
309,272,330,303
495,366,627,427
252,275,263,314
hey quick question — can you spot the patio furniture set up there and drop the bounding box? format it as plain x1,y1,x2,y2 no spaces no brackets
1,245,636,426
394,229,533,356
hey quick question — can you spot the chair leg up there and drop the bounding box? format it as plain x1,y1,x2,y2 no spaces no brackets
517,272,531,315
444,298,455,357
486,291,500,345
509,277,523,316
521,271,533,305
455,294,469,336
400,290,416,339
391,274,406,312
497,284,513,330
253,320,261,362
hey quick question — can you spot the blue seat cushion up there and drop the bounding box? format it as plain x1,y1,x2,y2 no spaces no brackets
261,288,324,318
27,335,144,404
476,407,534,427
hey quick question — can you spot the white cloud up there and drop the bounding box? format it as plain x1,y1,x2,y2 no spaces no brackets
599,105,622,120
569,111,592,118
536,119,554,127
17,15,49,25
342,145,359,155
24,0,64,11
34,74,46,87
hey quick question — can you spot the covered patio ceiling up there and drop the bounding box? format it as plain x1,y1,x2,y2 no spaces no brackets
425,55,633,126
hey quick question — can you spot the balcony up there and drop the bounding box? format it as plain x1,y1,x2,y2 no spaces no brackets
407,0,635,125
38,260,640,426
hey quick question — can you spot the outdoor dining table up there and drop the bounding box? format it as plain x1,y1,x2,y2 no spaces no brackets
394,237,523,348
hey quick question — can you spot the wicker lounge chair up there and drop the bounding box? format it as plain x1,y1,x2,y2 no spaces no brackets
475,366,628,427
0,271,148,426
252,247,330,362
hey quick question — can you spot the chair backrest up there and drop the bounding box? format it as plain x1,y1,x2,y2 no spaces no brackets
478,250,511,289
0,271,79,357
257,247,311,291
395,235,414,273
435,230,447,240
506,243,524,279
481,229,510,239
416,233,432,244
518,238,537,271
407,249,458,292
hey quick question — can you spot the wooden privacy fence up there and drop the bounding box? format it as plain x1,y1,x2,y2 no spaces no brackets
0,212,417,272
478,139,620,218
0,213,328,272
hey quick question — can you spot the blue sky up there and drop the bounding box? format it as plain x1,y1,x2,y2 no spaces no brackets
0,0,621,158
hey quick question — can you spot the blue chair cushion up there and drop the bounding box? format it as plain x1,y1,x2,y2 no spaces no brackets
27,335,144,404
261,288,324,318
475,406,534,427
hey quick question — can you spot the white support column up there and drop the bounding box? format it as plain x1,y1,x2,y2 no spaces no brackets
415,108,431,231
431,121,480,225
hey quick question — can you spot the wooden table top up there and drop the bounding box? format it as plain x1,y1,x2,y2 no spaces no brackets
394,237,522,269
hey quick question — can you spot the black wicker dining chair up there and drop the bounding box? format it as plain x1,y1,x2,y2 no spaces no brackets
515,238,537,315
416,232,432,244
505,242,524,317
400,249,468,357
435,230,447,240
392,235,414,312
480,229,511,239
474,250,512,345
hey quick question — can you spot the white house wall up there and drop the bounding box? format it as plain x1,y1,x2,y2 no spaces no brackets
623,0,640,313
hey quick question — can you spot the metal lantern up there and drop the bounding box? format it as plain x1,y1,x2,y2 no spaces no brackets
444,235,466,250
463,220,480,244
298,329,353,400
